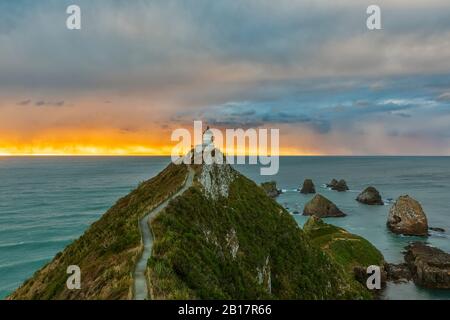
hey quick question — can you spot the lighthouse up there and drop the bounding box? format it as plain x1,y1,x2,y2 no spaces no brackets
189,123,217,165
202,126,214,149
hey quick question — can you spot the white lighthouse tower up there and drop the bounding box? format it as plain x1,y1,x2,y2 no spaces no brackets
188,124,218,165
202,126,214,149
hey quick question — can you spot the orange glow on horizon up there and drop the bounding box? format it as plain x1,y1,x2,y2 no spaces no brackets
0,143,322,157
0,126,324,156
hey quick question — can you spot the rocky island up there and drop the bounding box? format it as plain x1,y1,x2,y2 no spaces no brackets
356,186,384,205
327,179,349,192
299,179,316,194
387,195,428,236
303,194,346,218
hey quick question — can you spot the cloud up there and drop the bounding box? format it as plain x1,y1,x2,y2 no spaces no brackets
1,1,450,155
170,101,332,133
36,100,65,107
17,99,31,106
391,112,412,118
2,0,450,93
437,92,450,101
17,99,65,107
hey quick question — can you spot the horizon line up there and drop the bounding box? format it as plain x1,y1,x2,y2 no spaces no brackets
1,154,450,157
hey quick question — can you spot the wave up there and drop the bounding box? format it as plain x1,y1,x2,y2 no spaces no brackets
429,230,449,239
0,214,100,232
0,237,74,249
0,257,52,270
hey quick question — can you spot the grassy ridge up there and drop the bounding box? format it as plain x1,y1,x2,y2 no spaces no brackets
303,216,384,273
148,166,372,299
303,216,384,296
9,163,187,300
10,161,383,300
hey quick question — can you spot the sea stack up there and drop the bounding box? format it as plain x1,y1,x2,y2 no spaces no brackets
333,179,349,192
326,179,338,189
356,187,384,205
303,194,346,218
387,195,428,236
300,179,316,194
327,179,349,192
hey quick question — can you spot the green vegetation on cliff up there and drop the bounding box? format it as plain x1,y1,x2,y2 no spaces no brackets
303,216,384,295
147,163,372,299
304,216,384,273
10,159,382,300
9,163,188,300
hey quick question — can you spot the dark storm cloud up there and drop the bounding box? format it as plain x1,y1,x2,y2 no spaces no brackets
17,99,31,106
34,100,65,107
2,1,450,154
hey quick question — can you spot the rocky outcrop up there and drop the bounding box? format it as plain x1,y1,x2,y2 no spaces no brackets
199,162,236,200
356,187,383,205
327,179,349,192
326,179,339,188
387,195,428,236
303,194,346,217
257,256,272,294
385,263,412,283
260,181,281,198
353,265,387,289
300,179,316,194
385,243,450,289
225,229,239,259
334,179,349,192
404,242,450,289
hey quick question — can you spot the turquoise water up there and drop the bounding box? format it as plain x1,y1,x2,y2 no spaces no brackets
0,156,169,299
235,156,450,300
0,156,449,299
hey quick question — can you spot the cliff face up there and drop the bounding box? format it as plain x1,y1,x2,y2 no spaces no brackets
10,161,372,300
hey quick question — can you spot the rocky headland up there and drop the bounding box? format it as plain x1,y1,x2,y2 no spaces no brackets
304,216,385,296
9,157,374,300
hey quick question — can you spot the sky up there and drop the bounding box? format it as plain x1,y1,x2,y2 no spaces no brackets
1,0,450,155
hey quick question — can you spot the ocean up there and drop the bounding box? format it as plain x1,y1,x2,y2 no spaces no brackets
0,156,449,300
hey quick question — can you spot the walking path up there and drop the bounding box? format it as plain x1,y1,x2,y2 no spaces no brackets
133,167,195,300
